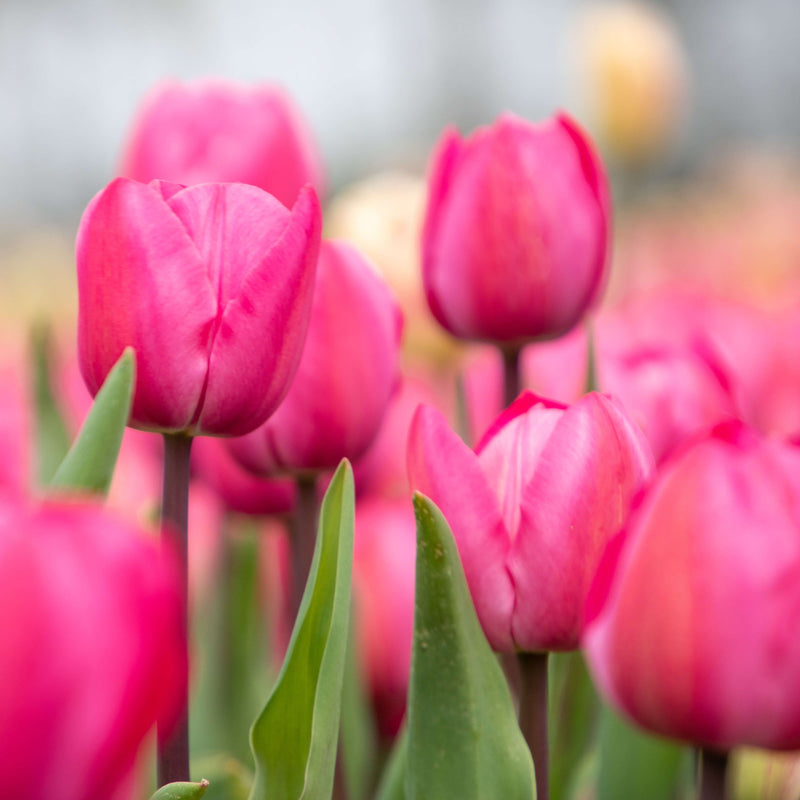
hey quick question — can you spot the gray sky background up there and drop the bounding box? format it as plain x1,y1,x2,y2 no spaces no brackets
1,0,799,227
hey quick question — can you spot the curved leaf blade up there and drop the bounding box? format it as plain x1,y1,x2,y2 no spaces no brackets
49,347,135,495
408,493,536,800
248,460,355,800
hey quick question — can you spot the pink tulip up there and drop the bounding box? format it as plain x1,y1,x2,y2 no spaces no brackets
230,239,402,474
583,422,800,750
422,112,610,344
0,494,183,800
353,497,416,737
408,391,653,652
77,178,321,436
601,342,738,463
0,352,31,496
120,79,324,209
192,435,295,516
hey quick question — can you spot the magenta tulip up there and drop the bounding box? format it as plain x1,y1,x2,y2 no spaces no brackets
408,391,653,652
0,494,183,800
77,178,321,436
230,239,402,474
120,79,324,209
422,112,610,344
583,421,800,750
192,435,295,516
601,342,738,463
353,497,416,737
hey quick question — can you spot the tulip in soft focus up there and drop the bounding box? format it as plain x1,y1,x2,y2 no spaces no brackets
583,422,800,750
353,497,416,737
77,178,321,436
601,342,738,463
408,390,653,652
422,112,610,345
120,79,324,209
230,239,402,475
0,494,184,800
192,436,296,516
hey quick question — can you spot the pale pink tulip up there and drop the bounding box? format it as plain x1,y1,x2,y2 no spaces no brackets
408,391,653,652
77,178,321,436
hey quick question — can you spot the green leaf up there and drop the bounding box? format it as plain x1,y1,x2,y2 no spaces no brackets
248,460,355,800
340,603,378,800
149,780,210,800
49,348,134,495
375,726,408,800
549,652,599,800
597,705,690,800
407,493,536,800
31,324,71,485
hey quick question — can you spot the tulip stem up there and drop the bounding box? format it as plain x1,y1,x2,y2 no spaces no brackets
502,346,522,408
290,474,319,620
699,749,729,800
158,432,193,786
518,651,549,800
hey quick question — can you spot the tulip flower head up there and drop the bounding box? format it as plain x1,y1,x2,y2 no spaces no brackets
77,178,321,437
408,390,653,652
230,239,403,475
120,79,324,208
583,421,800,751
422,112,610,345
0,494,183,800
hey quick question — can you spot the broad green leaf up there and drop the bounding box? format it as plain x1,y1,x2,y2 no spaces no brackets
549,652,599,800
375,726,408,800
49,348,135,495
597,705,690,800
31,324,71,485
248,460,355,800
407,493,536,800
340,602,378,800
149,780,210,800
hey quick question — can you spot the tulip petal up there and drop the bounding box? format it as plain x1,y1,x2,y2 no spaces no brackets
407,404,514,651
509,393,653,650
77,178,216,431
196,185,322,435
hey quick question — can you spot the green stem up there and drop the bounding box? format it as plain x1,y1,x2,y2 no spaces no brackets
158,433,193,786
289,474,319,621
502,346,522,409
699,749,728,800
518,652,549,800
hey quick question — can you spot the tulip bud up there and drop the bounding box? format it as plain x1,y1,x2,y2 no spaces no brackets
120,79,324,208
0,494,183,800
230,239,402,475
77,178,321,437
583,422,800,750
422,112,610,345
408,390,652,652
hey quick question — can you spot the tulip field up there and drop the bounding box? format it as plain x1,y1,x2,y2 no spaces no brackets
4,9,800,800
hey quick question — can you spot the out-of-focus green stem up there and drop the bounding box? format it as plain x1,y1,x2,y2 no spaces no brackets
699,749,728,800
290,474,319,620
158,432,193,786
502,346,522,408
